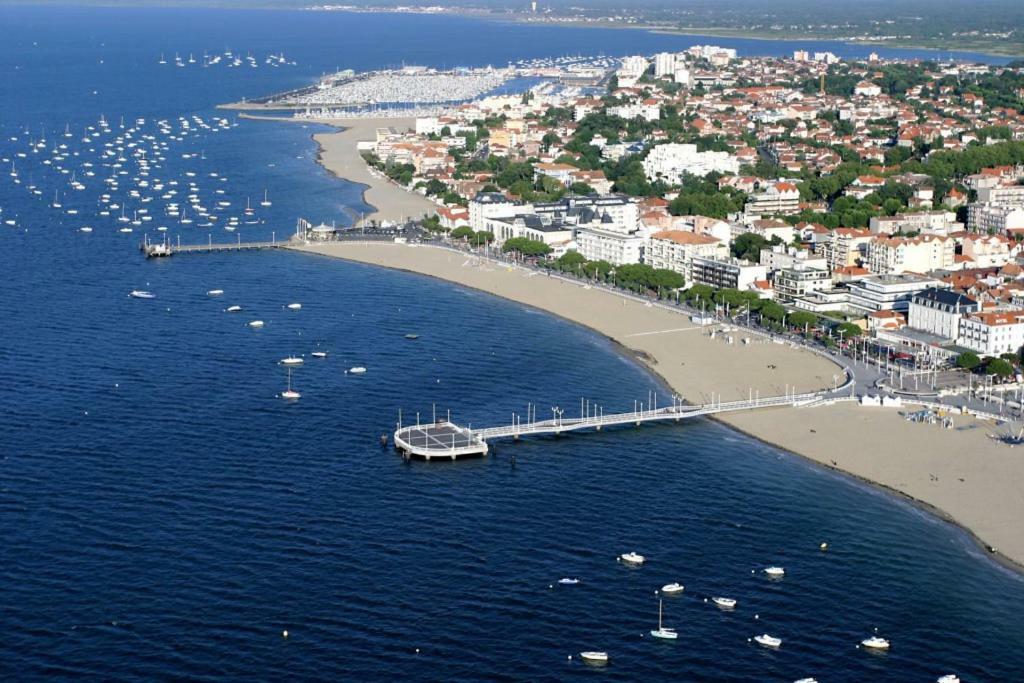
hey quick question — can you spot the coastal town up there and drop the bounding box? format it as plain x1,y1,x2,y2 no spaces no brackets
285,48,1024,400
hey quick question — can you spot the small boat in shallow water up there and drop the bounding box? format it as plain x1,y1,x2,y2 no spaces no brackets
661,582,684,595
712,597,736,609
348,366,367,374
207,289,224,296
248,320,264,328
936,676,960,683
281,356,303,365
225,305,242,313
579,651,608,664
130,290,155,299
650,599,677,640
311,351,328,359
557,578,579,585
764,566,785,577
286,302,301,310
619,552,644,565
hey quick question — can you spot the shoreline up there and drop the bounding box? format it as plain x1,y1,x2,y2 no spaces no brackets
287,241,1024,575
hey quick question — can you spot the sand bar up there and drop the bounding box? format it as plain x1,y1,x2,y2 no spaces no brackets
291,241,1024,571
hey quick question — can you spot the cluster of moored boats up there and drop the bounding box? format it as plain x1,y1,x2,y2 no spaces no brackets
158,49,296,69
567,551,961,682
1,113,274,238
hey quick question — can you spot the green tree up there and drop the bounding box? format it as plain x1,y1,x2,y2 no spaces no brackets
956,351,981,371
470,231,494,246
834,322,862,339
502,237,552,257
986,357,1014,379
731,233,768,261
451,226,474,241
789,311,818,330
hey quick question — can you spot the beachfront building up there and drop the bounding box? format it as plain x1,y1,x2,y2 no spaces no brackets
907,288,980,342
845,273,945,314
534,195,640,231
759,245,827,272
485,214,575,249
864,235,955,275
642,143,739,183
959,310,1024,355
774,267,833,302
689,256,768,292
744,182,801,217
574,225,646,266
645,230,728,280
469,192,520,232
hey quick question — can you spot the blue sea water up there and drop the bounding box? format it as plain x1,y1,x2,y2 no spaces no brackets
1,6,1023,681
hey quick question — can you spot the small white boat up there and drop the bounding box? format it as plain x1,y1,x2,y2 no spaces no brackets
79,226,93,233
579,651,608,664
794,678,818,683
310,351,328,359
281,356,304,365
650,599,677,640
861,636,890,650
764,566,785,577
225,305,242,312
348,366,367,374
281,368,300,400
286,303,302,310
754,634,781,648
937,676,960,683
129,290,155,299
619,552,644,565
660,583,684,595
248,320,264,328
207,289,224,296
712,597,737,609
557,578,579,585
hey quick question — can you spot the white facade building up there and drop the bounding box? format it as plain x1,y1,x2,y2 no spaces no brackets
654,52,677,78
968,204,1024,234
907,288,980,342
642,143,739,182
574,226,646,266
960,311,1024,355
864,235,955,275
646,230,727,280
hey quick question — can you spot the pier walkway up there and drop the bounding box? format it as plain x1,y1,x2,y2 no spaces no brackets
394,389,847,460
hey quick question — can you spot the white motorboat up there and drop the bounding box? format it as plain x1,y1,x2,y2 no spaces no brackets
619,552,645,565
225,305,242,312
712,597,737,609
129,290,155,299
650,599,677,640
286,302,302,310
861,636,890,650
764,566,785,577
281,368,300,400
754,634,781,648
937,676,960,683
79,226,93,233
207,289,224,296
248,320,264,328
281,356,304,366
793,679,818,683
310,351,328,359
660,583,684,595
348,366,367,374
579,652,608,664
557,578,579,585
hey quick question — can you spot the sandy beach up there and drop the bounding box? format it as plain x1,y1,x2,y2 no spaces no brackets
291,241,1024,571
310,117,437,223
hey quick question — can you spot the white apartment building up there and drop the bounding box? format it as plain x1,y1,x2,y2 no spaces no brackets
673,68,692,87
822,228,873,271
868,211,961,236
845,273,944,314
574,226,646,266
759,245,828,272
968,204,1024,233
907,288,980,342
646,230,728,280
960,310,1024,355
642,143,740,182
744,182,801,216
774,268,832,301
962,234,1018,268
469,192,520,232
864,235,955,275
608,101,661,122
977,185,1024,205
689,256,767,291
653,52,677,78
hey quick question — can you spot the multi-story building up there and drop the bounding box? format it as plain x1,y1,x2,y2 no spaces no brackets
469,192,520,232
744,182,801,217
534,195,640,231
977,185,1024,205
653,52,677,78
967,204,1024,234
485,214,575,248
864,235,955,275
822,228,873,271
961,233,1018,268
759,246,827,272
774,268,832,302
574,225,646,266
868,211,961,236
642,143,740,182
844,273,945,314
959,310,1024,355
907,288,980,342
689,256,767,291
645,230,728,280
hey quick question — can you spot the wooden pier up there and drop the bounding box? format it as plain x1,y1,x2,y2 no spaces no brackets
140,233,290,257
393,388,850,461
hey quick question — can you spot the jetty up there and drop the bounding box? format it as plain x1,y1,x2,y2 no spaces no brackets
394,389,848,460
140,231,292,258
